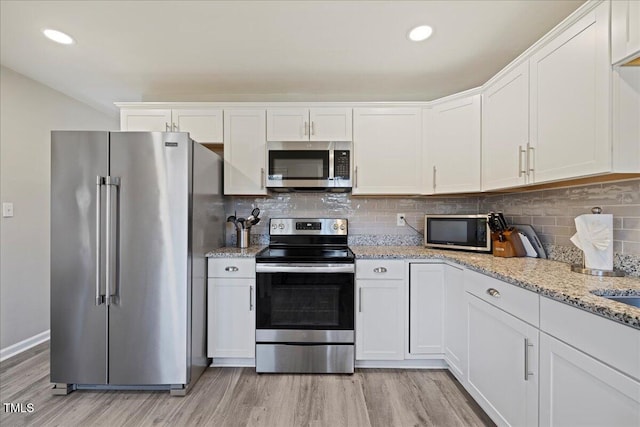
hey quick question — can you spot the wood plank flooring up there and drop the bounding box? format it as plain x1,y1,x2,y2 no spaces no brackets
1,343,494,427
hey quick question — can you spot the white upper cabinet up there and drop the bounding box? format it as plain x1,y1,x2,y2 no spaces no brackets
120,109,172,132
267,108,352,141
352,108,422,195
424,94,481,194
612,0,640,65
223,109,267,195
529,2,611,184
172,109,223,143
482,61,530,191
120,108,223,143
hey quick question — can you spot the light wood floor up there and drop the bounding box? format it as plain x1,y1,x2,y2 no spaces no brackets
1,342,494,427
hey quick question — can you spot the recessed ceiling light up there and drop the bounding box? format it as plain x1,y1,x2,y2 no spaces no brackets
408,25,433,42
42,29,75,45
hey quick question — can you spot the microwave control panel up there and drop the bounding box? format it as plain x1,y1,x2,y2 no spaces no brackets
334,151,351,179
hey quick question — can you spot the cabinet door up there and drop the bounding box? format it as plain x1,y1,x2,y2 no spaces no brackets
266,108,309,141
352,108,422,195
409,264,444,355
539,332,640,427
309,108,352,141
467,293,538,427
207,278,255,358
120,109,171,131
482,61,529,191
356,279,404,360
612,0,640,65
223,109,267,195
529,3,610,184
424,95,481,194
172,109,223,143
444,265,466,382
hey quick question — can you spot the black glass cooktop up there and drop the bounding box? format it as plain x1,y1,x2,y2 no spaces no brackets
256,246,355,263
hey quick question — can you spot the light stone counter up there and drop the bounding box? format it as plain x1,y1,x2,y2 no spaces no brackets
206,245,266,258
352,246,640,330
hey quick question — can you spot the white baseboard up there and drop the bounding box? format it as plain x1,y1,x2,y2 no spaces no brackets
0,330,50,362
355,359,448,369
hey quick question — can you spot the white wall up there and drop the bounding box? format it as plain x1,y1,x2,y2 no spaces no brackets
0,66,117,351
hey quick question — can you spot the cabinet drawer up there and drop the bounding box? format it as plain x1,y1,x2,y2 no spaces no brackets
464,269,539,326
356,259,404,280
208,258,256,278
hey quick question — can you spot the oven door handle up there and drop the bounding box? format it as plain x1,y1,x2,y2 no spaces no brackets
256,263,355,274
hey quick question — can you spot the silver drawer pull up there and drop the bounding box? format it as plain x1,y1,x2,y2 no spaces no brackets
225,266,239,272
373,267,387,273
486,288,501,298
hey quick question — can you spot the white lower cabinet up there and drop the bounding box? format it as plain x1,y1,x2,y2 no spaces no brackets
443,264,466,382
466,293,538,427
356,260,405,360
408,263,444,355
539,332,640,427
207,258,256,360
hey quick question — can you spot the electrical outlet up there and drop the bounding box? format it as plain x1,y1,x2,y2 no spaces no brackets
397,213,406,226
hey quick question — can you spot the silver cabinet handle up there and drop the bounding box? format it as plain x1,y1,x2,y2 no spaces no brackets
225,266,239,272
518,145,527,177
432,166,437,192
310,121,315,136
527,143,534,175
373,267,387,273
95,176,104,306
165,122,170,131
260,168,265,189
358,287,362,312
486,288,501,298
524,338,534,380
354,166,358,188
249,285,254,311
172,122,178,131
303,121,309,136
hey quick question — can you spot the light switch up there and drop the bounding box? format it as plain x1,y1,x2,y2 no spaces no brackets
2,202,14,218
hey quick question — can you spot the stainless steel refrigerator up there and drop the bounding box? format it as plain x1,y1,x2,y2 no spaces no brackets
50,131,223,396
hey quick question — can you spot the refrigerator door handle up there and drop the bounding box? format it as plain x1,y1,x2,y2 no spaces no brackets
105,176,120,305
96,176,105,306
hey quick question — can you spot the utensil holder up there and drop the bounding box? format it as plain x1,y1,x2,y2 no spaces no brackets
237,229,250,248
492,229,526,258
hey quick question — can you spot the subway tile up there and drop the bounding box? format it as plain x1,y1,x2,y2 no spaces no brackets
623,217,640,230
614,229,640,242
542,225,572,236
622,241,640,255
532,216,556,226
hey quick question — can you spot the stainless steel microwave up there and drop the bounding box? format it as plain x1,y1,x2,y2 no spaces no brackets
424,214,491,252
266,141,352,192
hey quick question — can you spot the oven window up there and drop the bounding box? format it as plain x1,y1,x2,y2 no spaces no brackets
269,151,329,180
256,272,354,330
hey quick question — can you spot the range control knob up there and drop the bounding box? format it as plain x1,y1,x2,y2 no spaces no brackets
278,223,285,229
271,223,277,229
340,224,346,230
333,224,338,230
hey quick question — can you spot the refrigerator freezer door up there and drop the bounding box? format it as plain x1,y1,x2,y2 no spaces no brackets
50,131,108,384
107,132,190,385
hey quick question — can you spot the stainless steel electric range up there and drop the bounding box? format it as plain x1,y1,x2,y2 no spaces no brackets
255,218,355,374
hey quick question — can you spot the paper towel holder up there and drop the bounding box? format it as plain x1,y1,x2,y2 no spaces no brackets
570,206,625,277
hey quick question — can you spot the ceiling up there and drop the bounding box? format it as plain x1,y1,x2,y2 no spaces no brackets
0,0,585,116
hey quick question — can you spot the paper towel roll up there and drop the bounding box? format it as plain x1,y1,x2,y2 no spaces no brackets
570,214,613,271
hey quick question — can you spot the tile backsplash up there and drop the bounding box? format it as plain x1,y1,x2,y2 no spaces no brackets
225,178,640,275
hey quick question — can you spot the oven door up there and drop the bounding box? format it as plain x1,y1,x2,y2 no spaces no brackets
255,263,355,343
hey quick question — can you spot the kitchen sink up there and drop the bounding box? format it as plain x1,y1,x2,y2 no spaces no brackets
597,295,640,309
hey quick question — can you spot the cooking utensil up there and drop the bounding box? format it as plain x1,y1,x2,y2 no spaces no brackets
237,218,246,229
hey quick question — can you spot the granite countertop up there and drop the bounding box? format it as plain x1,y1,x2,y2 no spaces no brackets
205,244,640,329
206,245,265,258
352,246,640,330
